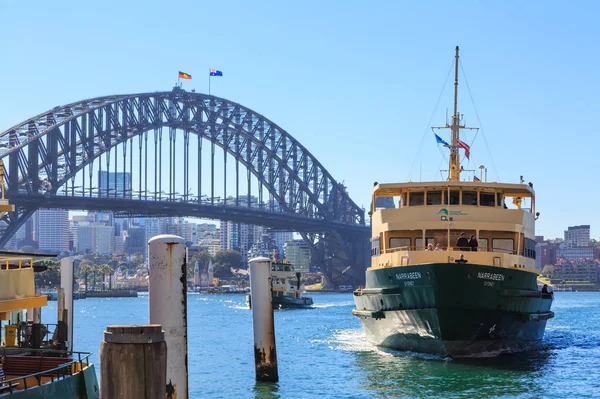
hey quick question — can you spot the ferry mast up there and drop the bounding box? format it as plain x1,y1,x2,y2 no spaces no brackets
449,46,461,182
433,46,478,182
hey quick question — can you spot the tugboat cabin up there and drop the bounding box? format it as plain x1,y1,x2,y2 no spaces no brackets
370,181,537,272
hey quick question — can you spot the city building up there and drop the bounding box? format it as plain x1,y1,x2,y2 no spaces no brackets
199,238,221,257
247,234,278,260
556,245,595,262
145,218,168,260
284,239,311,272
36,209,70,253
271,231,294,255
220,219,264,266
77,225,115,255
564,225,591,247
554,258,600,283
124,227,146,254
535,241,557,270
98,171,132,198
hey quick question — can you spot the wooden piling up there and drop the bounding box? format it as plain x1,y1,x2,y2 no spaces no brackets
100,325,167,399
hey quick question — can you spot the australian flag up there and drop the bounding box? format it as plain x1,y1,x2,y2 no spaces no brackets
210,69,223,76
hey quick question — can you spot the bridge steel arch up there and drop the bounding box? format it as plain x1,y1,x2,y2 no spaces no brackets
0,87,369,284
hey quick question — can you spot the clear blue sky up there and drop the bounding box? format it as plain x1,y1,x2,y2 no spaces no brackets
1,0,599,240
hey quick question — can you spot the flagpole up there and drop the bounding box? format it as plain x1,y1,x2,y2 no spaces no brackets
208,69,211,96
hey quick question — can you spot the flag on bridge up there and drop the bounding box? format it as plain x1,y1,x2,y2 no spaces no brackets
179,71,192,79
209,69,223,76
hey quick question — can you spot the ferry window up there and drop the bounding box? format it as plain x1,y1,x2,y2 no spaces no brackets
400,193,407,208
409,192,424,206
416,238,435,250
478,238,488,251
462,191,477,206
444,190,460,205
480,192,496,207
389,238,410,250
492,239,514,254
371,237,380,256
497,193,503,207
427,191,442,205
524,238,537,259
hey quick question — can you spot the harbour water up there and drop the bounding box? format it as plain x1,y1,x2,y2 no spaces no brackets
43,292,600,398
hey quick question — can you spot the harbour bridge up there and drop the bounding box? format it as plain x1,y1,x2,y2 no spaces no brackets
0,86,369,285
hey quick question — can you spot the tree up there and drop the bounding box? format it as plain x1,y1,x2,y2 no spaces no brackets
99,264,114,291
212,262,232,278
214,250,241,270
130,253,145,267
34,260,61,288
79,261,95,292
541,264,556,278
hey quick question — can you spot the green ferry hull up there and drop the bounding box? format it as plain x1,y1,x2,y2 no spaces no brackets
0,365,98,399
353,263,553,357
272,295,314,309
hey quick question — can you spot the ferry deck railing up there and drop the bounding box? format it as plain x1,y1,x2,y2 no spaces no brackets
0,348,92,395
383,246,518,255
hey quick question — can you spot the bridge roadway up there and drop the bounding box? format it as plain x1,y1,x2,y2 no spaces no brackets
9,192,370,234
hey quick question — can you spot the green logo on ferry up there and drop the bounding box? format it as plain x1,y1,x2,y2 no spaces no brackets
437,208,467,216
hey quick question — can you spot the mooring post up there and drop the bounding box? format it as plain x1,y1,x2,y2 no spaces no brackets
100,325,167,399
148,234,189,399
248,256,278,382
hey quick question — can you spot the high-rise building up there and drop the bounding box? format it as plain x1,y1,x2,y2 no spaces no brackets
145,218,168,260
36,209,69,253
98,171,132,198
220,220,264,266
76,225,115,255
271,231,294,255
124,227,146,254
564,225,591,247
284,239,311,272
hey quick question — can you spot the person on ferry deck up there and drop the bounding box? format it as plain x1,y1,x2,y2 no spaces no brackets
434,243,444,251
455,254,468,263
469,235,478,251
456,232,469,250
426,243,434,251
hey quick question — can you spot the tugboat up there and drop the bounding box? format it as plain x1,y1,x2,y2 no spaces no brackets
247,261,314,309
352,47,553,357
0,161,99,397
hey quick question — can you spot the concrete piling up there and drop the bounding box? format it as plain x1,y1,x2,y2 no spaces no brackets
100,325,167,399
248,257,278,382
148,234,189,399
60,256,75,352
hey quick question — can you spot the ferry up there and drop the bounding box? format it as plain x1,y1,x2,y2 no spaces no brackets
0,252,99,398
0,161,99,397
247,262,314,309
352,47,554,357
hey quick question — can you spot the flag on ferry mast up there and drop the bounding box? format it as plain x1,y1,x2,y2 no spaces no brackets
179,71,192,79
434,133,449,146
457,139,470,159
473,176,481,182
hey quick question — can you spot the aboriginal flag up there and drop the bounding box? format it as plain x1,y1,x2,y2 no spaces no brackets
179,71,192,79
